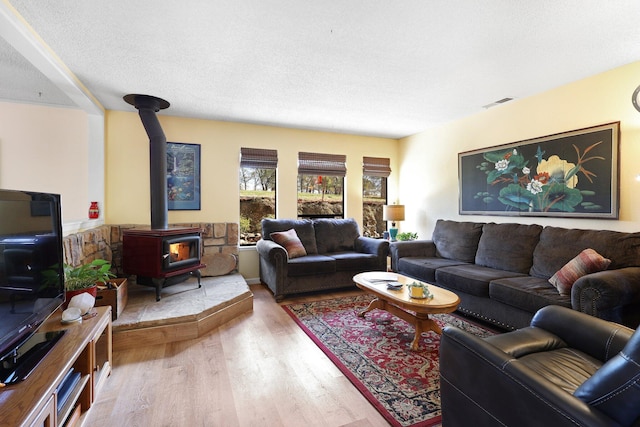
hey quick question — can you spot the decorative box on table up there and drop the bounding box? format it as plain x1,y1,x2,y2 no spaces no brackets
96,277,128,320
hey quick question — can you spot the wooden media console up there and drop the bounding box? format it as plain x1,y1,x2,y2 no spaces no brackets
0,306,112,426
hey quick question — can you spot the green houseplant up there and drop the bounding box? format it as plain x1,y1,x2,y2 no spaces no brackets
406,281,433,299
64,259,115,301
396,232,418,241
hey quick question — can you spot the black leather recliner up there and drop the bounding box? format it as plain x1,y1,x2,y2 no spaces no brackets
440,305,640,426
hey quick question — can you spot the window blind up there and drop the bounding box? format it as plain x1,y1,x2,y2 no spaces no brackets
240,147,278,169
298,152,347,176
362,156,391,177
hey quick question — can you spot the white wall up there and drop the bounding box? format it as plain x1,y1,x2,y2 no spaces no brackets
0,101,98,227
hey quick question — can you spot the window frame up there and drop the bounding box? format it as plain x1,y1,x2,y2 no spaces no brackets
239,148,278,246
362,156,391,237
297,152,346,219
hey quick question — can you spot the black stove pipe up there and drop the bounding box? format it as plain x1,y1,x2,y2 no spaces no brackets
123,94,170,229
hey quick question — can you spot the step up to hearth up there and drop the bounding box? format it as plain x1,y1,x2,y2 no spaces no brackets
112,273,253,351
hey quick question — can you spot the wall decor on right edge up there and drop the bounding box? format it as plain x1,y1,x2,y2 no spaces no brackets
458,122,620,218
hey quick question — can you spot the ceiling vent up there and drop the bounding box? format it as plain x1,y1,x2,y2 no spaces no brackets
482,97,514,109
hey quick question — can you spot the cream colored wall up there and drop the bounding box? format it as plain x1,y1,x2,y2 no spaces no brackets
0,101,91,225
105,111,398,279
399,61,640,239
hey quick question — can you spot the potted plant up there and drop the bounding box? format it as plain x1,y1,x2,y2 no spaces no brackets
406,281,433,299
396,232,418,241
64,259,116,302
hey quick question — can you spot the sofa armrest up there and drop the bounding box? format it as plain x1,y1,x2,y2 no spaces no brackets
256,239,288,266
355,236,389,256
440,326,619,427
355,237,389,270
256,239,289,300
530,305,634,362
389,240,436,271
571,267,640,326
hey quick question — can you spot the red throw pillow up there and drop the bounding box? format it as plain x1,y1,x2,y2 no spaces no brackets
549,248,611,295
270,229,307,259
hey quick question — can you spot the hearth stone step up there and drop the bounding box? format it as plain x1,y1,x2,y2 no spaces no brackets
112,273,252,351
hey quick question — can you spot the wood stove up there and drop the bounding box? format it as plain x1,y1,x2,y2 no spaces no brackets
123,227,205,301
122,94,205,301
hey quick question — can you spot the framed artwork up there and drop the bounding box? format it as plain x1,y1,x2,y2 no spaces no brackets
458,122,619,218
167,142,201,210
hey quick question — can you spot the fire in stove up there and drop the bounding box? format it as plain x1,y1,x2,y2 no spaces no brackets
165,236,201,269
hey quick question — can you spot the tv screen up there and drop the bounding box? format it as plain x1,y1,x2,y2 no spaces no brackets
0,189,65,366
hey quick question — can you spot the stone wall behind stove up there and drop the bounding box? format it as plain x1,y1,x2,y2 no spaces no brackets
63,223,239,277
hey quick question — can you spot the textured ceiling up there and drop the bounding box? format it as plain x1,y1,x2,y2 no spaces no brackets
0,37,75,107
3,1,640,138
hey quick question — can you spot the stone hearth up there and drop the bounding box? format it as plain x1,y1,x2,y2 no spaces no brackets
111,273,252,351
63,223,251,351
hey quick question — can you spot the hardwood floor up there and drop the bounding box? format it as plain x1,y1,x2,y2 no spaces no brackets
84,284,390,426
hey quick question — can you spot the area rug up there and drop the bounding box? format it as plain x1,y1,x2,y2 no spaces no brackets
282,294,497,427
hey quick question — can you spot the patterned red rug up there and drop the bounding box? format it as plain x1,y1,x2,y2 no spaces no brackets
283,294,497,427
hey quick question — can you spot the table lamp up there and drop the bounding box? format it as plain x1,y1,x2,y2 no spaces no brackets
383,204,405,241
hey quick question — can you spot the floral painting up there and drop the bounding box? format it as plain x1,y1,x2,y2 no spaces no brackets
459,122,619,218
167,142,201,210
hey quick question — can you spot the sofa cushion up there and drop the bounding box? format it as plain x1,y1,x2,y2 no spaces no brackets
328,252,380,271
397,257,468,283
549,248,611,296
270,229,307,259
286,254,336,276
489,276,571,314
313,218,360,254
436,264,526,298
574,328,640,426
432,220,484,262
531,226,640,279
475,223,542,274
262,218,318,254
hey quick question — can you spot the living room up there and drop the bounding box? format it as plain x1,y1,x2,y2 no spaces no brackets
2,2,640,426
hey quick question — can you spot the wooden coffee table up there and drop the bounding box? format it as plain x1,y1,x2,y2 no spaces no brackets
353,272,460,351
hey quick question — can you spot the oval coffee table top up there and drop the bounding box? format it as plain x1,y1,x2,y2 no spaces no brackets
353,271,460,313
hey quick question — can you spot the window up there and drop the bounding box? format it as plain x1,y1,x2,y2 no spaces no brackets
362,156,390,237
239,148,277,245
297,152,346,219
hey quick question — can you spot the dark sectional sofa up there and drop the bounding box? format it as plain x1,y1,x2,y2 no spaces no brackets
257,218,389,301
390,219,640,330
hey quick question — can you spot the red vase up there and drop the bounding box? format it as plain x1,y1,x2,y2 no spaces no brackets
89,201,99,219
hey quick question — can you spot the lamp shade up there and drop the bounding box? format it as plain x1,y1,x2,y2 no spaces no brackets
383,205,405,222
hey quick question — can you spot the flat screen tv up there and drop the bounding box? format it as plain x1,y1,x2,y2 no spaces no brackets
0,189,65,384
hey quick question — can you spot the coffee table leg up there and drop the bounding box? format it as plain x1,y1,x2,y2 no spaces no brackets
358,298,384,318
358,297,444,351
412,314,443,351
